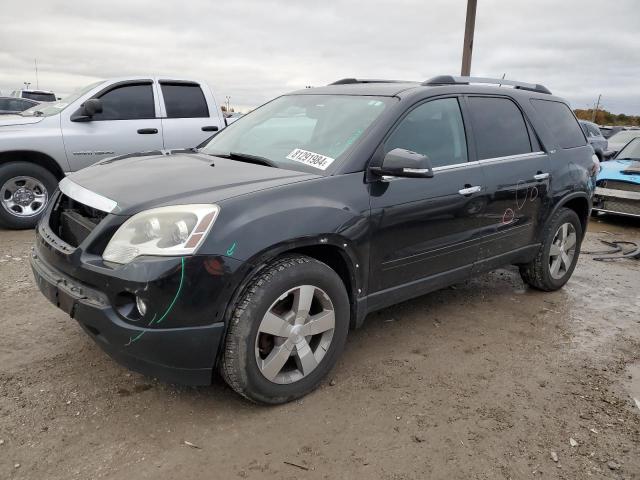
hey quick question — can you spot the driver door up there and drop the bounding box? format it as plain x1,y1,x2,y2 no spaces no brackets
368,97,489,306
61,81,164,171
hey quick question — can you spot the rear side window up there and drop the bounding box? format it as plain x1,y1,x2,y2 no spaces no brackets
93,83,155,120
587,123,601,137
161,83,209,118
467,97,532,160
531,99,586,149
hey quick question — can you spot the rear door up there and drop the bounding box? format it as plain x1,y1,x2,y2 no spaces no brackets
463,95,552,260
157,81,223,150
61,80,164,171
368,97,489,300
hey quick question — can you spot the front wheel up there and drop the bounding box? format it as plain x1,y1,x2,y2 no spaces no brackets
519,207,583,291
221,255,350,404
0,162,58,229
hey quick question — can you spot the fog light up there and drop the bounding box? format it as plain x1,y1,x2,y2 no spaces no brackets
136,296,148,317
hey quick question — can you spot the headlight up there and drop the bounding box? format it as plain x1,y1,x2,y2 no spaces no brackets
103,204,220,264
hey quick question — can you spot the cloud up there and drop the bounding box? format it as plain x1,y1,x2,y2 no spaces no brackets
2,0,638,114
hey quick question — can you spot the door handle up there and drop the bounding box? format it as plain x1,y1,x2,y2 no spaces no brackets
201,125,219,132
458,185,482,195
533,172,550,181
137,128,158,134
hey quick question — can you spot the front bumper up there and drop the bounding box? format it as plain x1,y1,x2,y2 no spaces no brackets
31,225,246,385
593,186,640,217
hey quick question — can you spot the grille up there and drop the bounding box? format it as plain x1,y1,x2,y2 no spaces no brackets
597,180,640,193
49,194,108,247
602,199,640,216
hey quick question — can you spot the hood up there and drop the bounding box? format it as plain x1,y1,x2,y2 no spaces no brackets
67,151,320,214
0,114,44,127
597,159,640,184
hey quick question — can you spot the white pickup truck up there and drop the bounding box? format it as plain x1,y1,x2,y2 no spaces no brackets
0,76,226,228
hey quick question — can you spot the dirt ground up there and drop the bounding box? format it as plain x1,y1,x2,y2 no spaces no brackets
1,215,639,480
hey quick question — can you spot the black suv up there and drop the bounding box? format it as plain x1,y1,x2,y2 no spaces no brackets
31,76,597,404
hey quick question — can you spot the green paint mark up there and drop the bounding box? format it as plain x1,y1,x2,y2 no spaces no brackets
226,242,237,256
153,257,186,325
124,257,186,346
125,330,146,346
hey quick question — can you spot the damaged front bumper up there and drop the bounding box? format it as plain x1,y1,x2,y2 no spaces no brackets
31,224,245,385
593,186,640,218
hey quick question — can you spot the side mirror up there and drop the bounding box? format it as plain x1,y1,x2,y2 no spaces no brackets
370,148,434,179
70,98,103,122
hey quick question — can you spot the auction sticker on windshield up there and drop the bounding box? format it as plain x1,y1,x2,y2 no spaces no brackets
286,149,335,170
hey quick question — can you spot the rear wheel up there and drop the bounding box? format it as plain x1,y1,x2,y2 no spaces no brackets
519,208,583,291
0,162,57,229
221,255,350,404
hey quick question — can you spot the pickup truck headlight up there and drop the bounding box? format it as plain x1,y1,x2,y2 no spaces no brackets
103,204,220,264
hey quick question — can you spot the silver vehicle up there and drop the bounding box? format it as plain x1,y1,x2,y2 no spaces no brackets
579,120,608,160
0,76,226,229
10,89,57,103
606,129,640,157
0,97,39,114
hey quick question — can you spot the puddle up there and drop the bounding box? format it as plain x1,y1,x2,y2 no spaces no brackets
625,362,640,411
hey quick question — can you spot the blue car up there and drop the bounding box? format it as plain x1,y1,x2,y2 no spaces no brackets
593,137,640,217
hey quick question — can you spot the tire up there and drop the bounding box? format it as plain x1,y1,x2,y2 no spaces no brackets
221,255,350,404
519,207,583,291
0,162,58,229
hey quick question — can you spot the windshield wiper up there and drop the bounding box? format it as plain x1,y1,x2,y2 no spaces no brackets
221,151,278,168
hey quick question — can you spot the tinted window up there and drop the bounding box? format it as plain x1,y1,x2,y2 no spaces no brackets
0,98,35,111
161,83,208,118
530,99,586,149
587,124,601,137
22,92,56,102
93,83,155,120
467,97,532,160
385,98,467,168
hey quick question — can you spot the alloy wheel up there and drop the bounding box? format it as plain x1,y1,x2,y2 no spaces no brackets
255,285,335,384
548,222,577,280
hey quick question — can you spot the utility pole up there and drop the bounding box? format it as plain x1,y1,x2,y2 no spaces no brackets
592,94,601,122
35,59,39,89
225,96,231,112
461,0,478,76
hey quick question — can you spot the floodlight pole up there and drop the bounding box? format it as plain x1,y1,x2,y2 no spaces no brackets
461,0,478,76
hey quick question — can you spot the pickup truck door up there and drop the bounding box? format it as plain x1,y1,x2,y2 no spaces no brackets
157,80,224,150
61,80,164,171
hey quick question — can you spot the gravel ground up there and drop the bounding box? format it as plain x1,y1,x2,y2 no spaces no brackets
1,215,639,480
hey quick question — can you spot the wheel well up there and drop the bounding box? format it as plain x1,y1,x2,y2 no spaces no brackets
562,196,589,234
0,151,65,180
288,245,357,326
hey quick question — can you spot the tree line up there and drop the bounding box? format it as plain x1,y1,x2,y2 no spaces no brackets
574,108,640,127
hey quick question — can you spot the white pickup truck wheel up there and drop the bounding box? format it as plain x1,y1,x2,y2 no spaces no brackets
0,162,57,229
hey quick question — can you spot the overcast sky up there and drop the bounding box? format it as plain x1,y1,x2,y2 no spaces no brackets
2,0,639,115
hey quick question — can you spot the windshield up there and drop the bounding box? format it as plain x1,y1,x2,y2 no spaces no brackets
616,137,640,160
23,92,56,102
200,94,393,174
20,81,103,117
609,130,640,144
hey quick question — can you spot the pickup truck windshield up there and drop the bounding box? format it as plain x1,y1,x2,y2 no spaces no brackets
200,94,393,174
20,81,103,118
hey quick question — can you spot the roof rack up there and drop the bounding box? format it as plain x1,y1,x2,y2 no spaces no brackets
329,78,412,85
422,75,552,95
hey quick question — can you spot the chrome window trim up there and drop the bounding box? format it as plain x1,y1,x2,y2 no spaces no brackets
432,151,546,172
58,177,118,213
